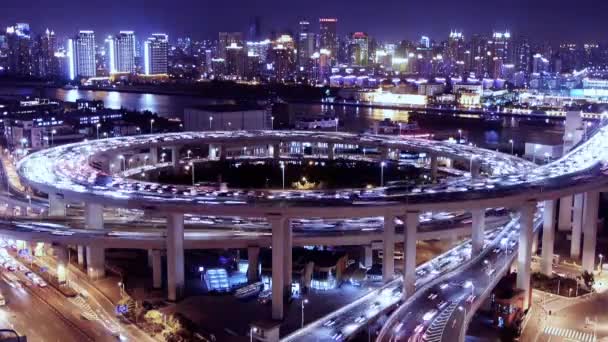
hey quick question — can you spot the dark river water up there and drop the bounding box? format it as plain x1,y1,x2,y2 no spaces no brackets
0,86,565,150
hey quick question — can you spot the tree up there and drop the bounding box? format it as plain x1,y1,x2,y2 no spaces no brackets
144,310,163,326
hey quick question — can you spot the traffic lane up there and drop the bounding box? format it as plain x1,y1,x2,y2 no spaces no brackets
0,273,89,342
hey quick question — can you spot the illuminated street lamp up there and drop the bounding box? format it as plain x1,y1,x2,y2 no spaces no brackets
509,139,514,155
250,326,258,342
189,161,195,186
117,281,125,297
464,280,474,295
118,155,125,171
458,129,462,142
280,162,285,190
301,298,309,328
380,161,386,187
96,123,101,139
150,119,155,133
334,118,339,132
599,254,604,274
51,129,56,146
136,127,141,135
271,116,275,130
209,116,213,130
187,149,192,159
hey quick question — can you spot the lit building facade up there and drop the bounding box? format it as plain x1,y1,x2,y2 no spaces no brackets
6,23,32,76
144,34,169,75
319,18,338,65
69,30,96,79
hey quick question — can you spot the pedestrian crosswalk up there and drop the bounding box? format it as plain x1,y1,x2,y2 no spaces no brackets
543,326,595,342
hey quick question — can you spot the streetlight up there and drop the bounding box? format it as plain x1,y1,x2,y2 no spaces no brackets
398,122,402,135
599,254,604,274
280,163,285,190
271,116,275,130
380,161,386,187
187,149,192,159
118,281,125,297
464,280,474,295
508,139,514,155
136,127,141,135
334,118,339,132
118,155,125,171
250,326,258,342
51,129,56,146
150,119,155,133
458,129,462,142
189,161,195,186
209,116,213,130
96,123,101,139
301,298,309,328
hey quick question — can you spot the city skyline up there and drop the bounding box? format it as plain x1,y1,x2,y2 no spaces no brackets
3,0,608,43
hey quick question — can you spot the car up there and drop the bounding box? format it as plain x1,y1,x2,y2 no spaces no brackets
437,301,449,310
422,309,437,321
331,332,344,341
354,315,366,323
427,292,438,300
323,319,337,327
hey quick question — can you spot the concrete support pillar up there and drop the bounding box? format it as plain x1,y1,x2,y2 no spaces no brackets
471,209,485,255
470,160,481,179
150,146,158,165
582,191,600,272
55,245,69,284
77,245,85,266
571,193,584,259
328,143,335,160
86,246,105,280
85,203,105,279
558,196,573,231
272,144,280,160
403,211,418,299
166,213,185,301
363,245,373,268
247,246,260,282
28,241,38,257
170,146,180,170
208,144,217,160
268,214,286,320
430,155,438,183
284,224,292,297
382,214,395,282
48,194,66,217
531,231,540,255
541,200,557,276
152,249,162,289
517,202,535,310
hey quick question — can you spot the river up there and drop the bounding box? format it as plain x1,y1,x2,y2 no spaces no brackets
0,86,564,150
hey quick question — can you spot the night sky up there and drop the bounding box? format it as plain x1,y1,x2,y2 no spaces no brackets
3,0,607,43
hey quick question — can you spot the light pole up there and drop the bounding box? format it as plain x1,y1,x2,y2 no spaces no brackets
509,139,514,155
250,326,258,342
187,149,192,159
189,161,195,186
301,298,308,328
271,116,275,130
209,116,213,130
398,123,402,135
118,155,125,171
51,129,56,146
136,127,141,135
280,163,285,190
96,123,101,139
150,119,155,133
380,161,386,187
458,129,462,142
335,118,339,132
118,281,125,297
599,254,604,274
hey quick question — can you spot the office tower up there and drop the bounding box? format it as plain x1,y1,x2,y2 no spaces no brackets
225,43,246,77
319,18,338,64
270,35,295,80
446,31,465,73
297,20,315,70
106,31,136,73
218,32,244,59
144,34,169,75
248,16,262,41
5,23,32,76
514,36,531,74
420,36,431,49
69,30,96,79
351,32,369,66
246,40,271,64
33,29,57,78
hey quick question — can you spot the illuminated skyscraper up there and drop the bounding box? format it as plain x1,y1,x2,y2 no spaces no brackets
351,32,369,66
319,18,338,64
225,43,246,77
69,30,96,79
33,29,58,77
297,20,315,69
218,32,243,59
106,31,136,73
6,23,32,76
144,34,168,75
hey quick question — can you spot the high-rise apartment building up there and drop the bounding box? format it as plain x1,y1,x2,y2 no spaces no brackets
69,30,96,79
297,20,315,69
106,31,136,73
33,29,58,78
351,32,369,66
319,18,338,64
218,32,243,59
144,34,169,75
6,23,32,76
